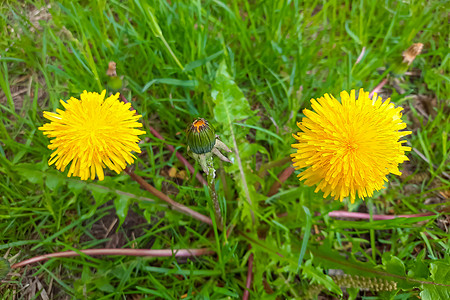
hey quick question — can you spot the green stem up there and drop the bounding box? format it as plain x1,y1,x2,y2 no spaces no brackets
206,156,223,229
367,199,377,262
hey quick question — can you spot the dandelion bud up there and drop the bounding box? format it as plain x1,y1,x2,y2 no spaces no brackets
186,118,216,154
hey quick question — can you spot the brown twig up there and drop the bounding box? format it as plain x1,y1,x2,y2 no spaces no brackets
242,250,254,300
125,168,214,226
267,166,295,196
11,248,214,269
328,211,436,220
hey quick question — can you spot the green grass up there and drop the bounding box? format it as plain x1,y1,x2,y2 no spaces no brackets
1,0,449,299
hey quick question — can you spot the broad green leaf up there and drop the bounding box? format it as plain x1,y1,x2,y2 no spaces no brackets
382,253,414,289
68,180,87,195
408,249,429,279
313,245,380,279
382,254,406,277
15,163,45,185
430,262,450,284
420,262,450,300
212,61,253,127
20,168,43,184
45,173,64,190
114,194,131,227
95,277,116,293
211,61,257,225
90,184,110,206
234,172,262,223
421,286,450,300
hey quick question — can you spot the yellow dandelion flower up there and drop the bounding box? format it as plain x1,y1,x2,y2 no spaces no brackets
291,89,411,203
39,90,146,181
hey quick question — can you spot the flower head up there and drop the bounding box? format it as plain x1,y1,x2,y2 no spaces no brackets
186,118,216,154
186,118,232,174
291,89,411,202
39,90,146,181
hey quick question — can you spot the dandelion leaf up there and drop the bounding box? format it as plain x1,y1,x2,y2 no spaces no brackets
114,194,132,227
302,258,342,296
212,61,253,128
420,262,450,300
211,61,258,225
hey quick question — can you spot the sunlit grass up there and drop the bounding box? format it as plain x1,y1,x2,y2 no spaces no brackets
0,0,449,298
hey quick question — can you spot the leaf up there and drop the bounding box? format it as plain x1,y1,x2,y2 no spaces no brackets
345,20,362,45
297,206,312,270
408,249,429,279
420,261,450,300
213,286,239,298
312,245,380,280
302,258,342,296
382,254,406,277
234,122,284,143
95,277,115,293
429,262,450,284
420,262,450,300
211,61,253,127
421,285,450,300
382,254,413,289
15,163,44,185
90,184,110,206
142,78,198,92
211,61,256,225
184,50,224,72
0,258,10,279
234,172,263,223
68,180,87,195
331,216,436,230
114,194,131,227
45,173,64,190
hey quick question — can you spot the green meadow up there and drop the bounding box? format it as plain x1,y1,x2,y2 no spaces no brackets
0,0,449,299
